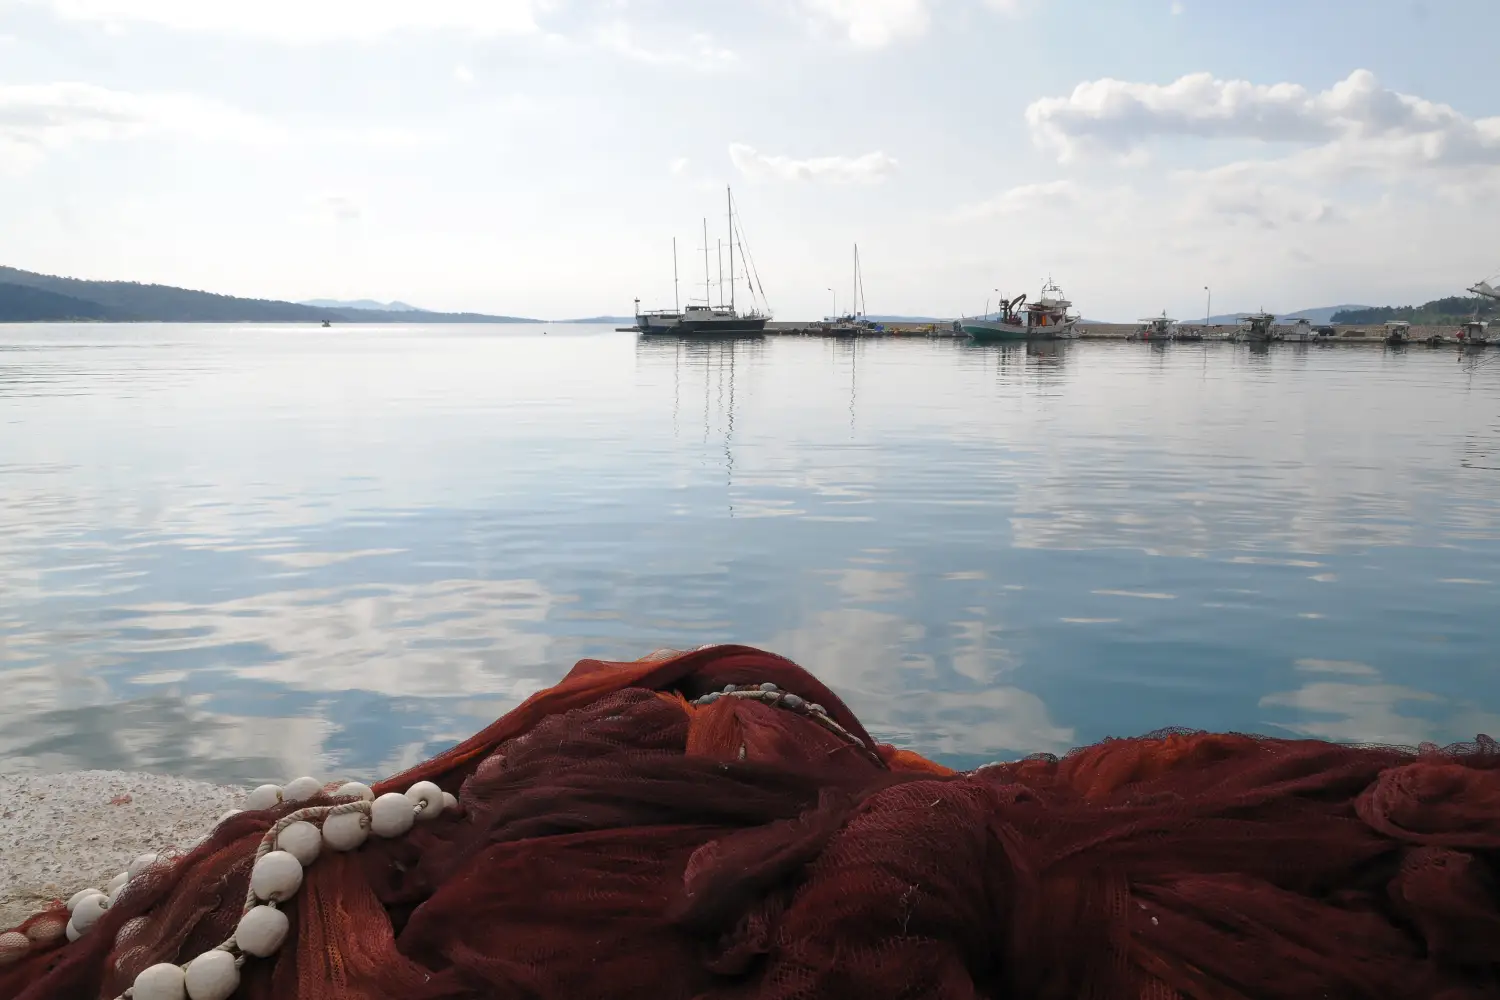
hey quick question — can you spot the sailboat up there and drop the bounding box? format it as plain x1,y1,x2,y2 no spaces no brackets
821,245,880,335
635,188,771,335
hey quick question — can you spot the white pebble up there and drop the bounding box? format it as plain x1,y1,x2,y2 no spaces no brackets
133,962,187,1000
370,792,415,838
282,776,323,803
249,850,303,902
321,810,369,851
65,920,82,942
334,781,374,801
0,931,29,968
246,784,283,811
184,949,240,1000
405,781,444,821
24,916,66,945
107,871,130,894
441,791,458,813
235,906,289,958
128,852,162,880
67,888,103,912
277,821,322,866
71,893,108,932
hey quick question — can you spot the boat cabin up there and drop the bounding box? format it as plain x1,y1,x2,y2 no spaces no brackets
1384,320,1411,345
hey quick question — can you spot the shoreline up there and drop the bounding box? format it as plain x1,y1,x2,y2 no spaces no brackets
0,771,239,928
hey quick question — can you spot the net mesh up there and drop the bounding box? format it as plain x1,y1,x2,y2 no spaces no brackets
6,644,1500,999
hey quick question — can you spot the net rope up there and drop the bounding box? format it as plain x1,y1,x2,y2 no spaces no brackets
5,643,1500,999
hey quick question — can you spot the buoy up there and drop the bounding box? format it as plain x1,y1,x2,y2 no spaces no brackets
245,784,283,811
282,776,323,803
184,948,240,1000
234,906,289,958
0,932,30,968
249,851,303,902
334,781,374,801
277,820,322,866
133,962,187,1000
321,810,369,851
71,893,108,933
371,792,415,838
128,852,162,879
66,888,103,912
405,781,444,821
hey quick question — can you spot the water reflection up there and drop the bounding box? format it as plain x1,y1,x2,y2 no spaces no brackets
1,325,1498,781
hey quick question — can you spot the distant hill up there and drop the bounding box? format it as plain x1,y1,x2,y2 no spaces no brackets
1331,295,1494,325
1195,305,1372,325
299,298,421,312
0,282,138,322
558,315,634,324
0,267,539,323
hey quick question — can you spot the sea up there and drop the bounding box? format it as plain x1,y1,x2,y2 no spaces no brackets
2,323,1498,784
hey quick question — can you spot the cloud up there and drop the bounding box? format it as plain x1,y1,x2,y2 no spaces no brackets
314,194,363,224
452,64,476,85
669,156,690,176
1026,69,1500,173
729,143,898,183
954,179,1083,219
797,0,931,48
594,21,736,69
1171,1,1184,13
22,0,544,42
0,81,281,171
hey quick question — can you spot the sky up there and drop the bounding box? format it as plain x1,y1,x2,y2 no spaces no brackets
2,0,1499,321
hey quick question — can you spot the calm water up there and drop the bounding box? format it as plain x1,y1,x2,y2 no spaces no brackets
2,324,1499,784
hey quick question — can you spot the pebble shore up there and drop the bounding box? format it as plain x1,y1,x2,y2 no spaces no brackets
0,771,239,928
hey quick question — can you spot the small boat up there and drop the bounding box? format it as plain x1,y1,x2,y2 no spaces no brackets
820,245,882,336
1457,319,1490,348
1130,312,1176,342
636,187,770,336
1384,320,1411,346
1233,312,1279,343
321,320,332,328
1286,318,1315,343
960,278,1078,341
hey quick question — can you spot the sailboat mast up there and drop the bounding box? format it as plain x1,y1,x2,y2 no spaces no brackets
702,218,710,309
672,237,680,313
852,244,858,319
717,240,724,309
727,187,735,314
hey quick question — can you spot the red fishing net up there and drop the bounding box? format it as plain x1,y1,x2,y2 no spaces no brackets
5,643,1500,999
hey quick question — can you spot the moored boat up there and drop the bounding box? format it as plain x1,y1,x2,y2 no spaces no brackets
1130,312,1176,342
960,278,1078,341
636,188,771,336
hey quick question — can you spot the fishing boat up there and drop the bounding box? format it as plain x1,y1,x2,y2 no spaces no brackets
1384,320,1411,346
960,278,1078,341
1130,312,1176,342
1286,319,1315,343
1232,312,1279,343
636,188,771,336
1457,319,1490,348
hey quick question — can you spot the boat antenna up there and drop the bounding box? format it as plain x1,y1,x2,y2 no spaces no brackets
672,237,680,313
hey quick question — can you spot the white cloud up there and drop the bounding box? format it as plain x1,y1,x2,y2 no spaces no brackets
1171,1,1184,13
669,156,690,175
594,21,737,69
0,81,281,171
452,64,476,85
954,179,1083,219
798,0,931,48
22,0,544,42
729,142,898,183
1026,69,1500,174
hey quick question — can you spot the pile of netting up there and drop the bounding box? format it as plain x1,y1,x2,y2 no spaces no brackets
6,643,1500,999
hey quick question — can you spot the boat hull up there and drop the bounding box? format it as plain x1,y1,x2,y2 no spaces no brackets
636,315,769,335
962,319,1075,341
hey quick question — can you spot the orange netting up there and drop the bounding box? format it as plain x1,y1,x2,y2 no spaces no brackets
5,643,1500,999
